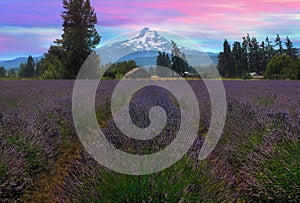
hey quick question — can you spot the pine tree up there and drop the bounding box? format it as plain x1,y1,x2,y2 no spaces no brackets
259,41,268,73
243,34,252,71
0,67,6,77
36,60,42,77
232,41,247,77
156,51,171,77
275,34,283,55
17,56,35,78
26,55,35,77
8,69,16,78
284,36,298,59
265,37,274,62
18,63,26,78
170,41,188,76
60,0,101,78
218,39,234,77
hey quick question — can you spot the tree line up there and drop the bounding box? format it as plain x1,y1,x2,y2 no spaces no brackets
0,55,39,79
102,60,138,79
218,34,299,79
1,0,299,80
155,41,191,77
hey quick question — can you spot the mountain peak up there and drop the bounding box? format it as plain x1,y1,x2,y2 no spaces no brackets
134,27,159,40
121,28,171,51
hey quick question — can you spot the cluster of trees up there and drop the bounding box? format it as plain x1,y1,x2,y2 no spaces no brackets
218,34,299,79
18,55,39,78
103,60,137,79
38,0,100,79
1,0,100,80
0,56,37,79
0,67,7,78
265,55,300,79
156,41,190,77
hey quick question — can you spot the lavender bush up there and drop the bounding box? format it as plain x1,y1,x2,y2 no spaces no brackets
0,80,299,202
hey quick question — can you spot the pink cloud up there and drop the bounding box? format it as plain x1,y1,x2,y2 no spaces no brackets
0,0,299,58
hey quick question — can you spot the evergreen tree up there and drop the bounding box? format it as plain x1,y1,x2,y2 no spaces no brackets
259,41,268,73
170,41,188,76
275,34,283,55
36,60,42,77
26,55,35,77
232,41,247,77
241,37,249,72
0,66,6,77
156,51,171,77
17,56,35,78
265,37,274,62
218,39,234,77
18,63,26,78
40,45,66,79
284,36,298,59
8,68,16,78
250,37,265,73
242,34,252,71
61,0,101,78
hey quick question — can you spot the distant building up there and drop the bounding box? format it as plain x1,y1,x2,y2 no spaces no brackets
250,72,264,79
125,67,151,79
250,72,259,77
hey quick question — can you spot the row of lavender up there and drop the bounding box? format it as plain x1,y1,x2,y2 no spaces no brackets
0,80,299,202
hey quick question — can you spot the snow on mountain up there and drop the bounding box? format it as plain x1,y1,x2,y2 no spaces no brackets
120,28,172,52
98,28,218,66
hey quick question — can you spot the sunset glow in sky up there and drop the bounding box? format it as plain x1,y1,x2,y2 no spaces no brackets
0,0,299,59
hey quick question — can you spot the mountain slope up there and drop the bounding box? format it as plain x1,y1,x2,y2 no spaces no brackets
0,56,43,70
0,28,220,70
99,28,218,66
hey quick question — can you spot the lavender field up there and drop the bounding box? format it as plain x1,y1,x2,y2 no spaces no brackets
0,80,299,202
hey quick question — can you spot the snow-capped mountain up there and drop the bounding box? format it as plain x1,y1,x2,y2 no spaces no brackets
98,28,218,66
120,28,172,52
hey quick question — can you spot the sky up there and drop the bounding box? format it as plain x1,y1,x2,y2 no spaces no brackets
0,0,299,60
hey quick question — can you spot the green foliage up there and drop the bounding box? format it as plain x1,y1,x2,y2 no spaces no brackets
7,68,17,78
232,41,247,77
265,36,275,62
41,56,66,79
4,134,47,176
265,55,299,79
18,55,36,78
275,34,284,55
24,145,46,175
218,34,299,79
171,41,189,76
155,41,190,78
218,39,235,78
284,36,298,59
74,157,215,202
0,66,6,77
27,55,35,77
103,60,137,79
40,45,66,79
35,0,101,79
61,0,101,78
0,162,8,181
253,142,300,201
257,96,275,107
156,51,171,77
